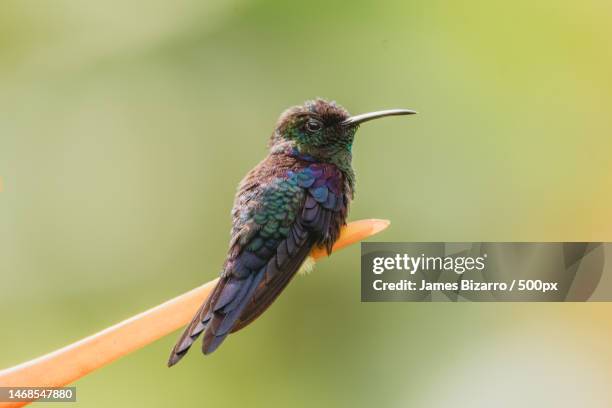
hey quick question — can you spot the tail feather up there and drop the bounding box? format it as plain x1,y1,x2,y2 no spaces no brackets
202,268,265,354
167,268,265,366
167,300,211,367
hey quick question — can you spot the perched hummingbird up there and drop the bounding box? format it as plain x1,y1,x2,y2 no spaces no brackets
168,99,415,366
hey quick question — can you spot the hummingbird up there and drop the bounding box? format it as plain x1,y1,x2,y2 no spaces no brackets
168,99,415,366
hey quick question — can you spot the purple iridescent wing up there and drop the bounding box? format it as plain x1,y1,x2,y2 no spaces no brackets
167,161,347,365
231,163,348,333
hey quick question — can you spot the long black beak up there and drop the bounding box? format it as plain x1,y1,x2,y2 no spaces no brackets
340,109,417,127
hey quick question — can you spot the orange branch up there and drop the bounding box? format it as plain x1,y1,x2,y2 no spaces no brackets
0,219,389,408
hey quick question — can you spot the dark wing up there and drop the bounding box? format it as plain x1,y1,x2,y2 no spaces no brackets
167,163,346,366
230,164,349,333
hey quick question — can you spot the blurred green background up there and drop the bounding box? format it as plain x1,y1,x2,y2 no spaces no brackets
2,0,612,406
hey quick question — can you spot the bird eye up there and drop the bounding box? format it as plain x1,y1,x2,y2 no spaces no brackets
305,119,323,133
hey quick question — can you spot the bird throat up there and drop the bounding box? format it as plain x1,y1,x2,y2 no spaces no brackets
287,144,355,190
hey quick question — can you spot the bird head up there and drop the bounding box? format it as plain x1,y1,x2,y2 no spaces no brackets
270,98,415,161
